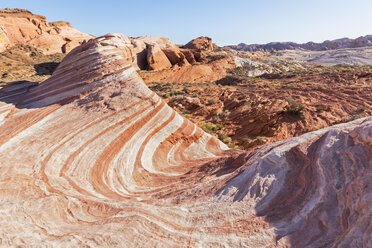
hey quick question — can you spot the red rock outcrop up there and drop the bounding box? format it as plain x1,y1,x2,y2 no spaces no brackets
0,33,371,247
130,35,233,83
183,36,214,51
130,36,177,70
146,44,172,70
0,8,93,54
139,54,236,83
180,48,197,63
162,47,190,66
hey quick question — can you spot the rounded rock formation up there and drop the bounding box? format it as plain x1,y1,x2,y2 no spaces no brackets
184,36,214,51
0,8,93,54
146,44,172,70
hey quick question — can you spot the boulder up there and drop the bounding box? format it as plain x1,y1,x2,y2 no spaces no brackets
180,49,197,64
130,36,177,70
169,96,202,110
193,50,207,62
162,47,189,66
183,36,213,51
130,36,210,70
146,44,172,71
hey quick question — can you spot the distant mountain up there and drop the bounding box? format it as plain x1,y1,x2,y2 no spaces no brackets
229,35,372,52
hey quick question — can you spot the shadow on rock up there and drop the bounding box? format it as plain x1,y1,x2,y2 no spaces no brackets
34,62,60,76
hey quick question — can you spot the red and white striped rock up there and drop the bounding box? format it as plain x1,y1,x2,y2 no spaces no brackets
0,33,371,247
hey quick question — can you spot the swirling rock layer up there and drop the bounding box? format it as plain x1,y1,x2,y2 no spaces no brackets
0,34,371,247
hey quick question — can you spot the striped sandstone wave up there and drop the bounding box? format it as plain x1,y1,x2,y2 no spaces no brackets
0,33,371,247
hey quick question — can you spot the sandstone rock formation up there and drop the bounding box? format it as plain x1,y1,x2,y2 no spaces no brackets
0,8,93,54
183,36,214,51
130,36,177,70
162,47,190,66
139,54,235,83
146,44,172,70
0,33,371,247
130,35,233,83
180,48,198,64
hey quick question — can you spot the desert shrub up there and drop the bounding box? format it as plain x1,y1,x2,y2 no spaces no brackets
182,109,190,115
357,105,366,112
316,105,327,113
207,99,216,105
218,133,229,141
159,93,169,98
215,75,241,86
212,116,221,123
227,143,243,149
256,136,267,144
243,136,253,145
183,114,192,119
182,86,189,94
168,96,181,104
217,133,242,149
285,97,304,118
219,110,230,119
200,122,223,134
335,115,360,124
169,90,183,96
207,54,227,63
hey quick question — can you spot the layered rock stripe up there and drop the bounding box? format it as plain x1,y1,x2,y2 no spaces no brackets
0,33,371,247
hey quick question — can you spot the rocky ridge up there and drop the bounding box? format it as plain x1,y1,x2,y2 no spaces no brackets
229,35,372,52
183,36,214,51
130,36,235,83
0,8,93,54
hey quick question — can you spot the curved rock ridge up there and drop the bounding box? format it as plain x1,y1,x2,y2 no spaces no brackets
20,33,137,108
0,34,371,247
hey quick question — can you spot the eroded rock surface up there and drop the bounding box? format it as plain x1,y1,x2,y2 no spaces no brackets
183,36,214,51
130,36,176,70
130,35,234,83
0,8,93,54
146,44,172,70
0,33,371,248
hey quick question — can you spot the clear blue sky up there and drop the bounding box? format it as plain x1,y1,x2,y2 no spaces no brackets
2,0,372,46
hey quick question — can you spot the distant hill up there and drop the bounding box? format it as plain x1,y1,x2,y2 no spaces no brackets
229,35,372,51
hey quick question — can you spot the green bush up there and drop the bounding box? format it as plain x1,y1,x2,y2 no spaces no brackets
200,122,223,134
285,97,305,118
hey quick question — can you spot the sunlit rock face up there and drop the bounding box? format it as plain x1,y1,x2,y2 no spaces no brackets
0,33,371,248
0,8,93,54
